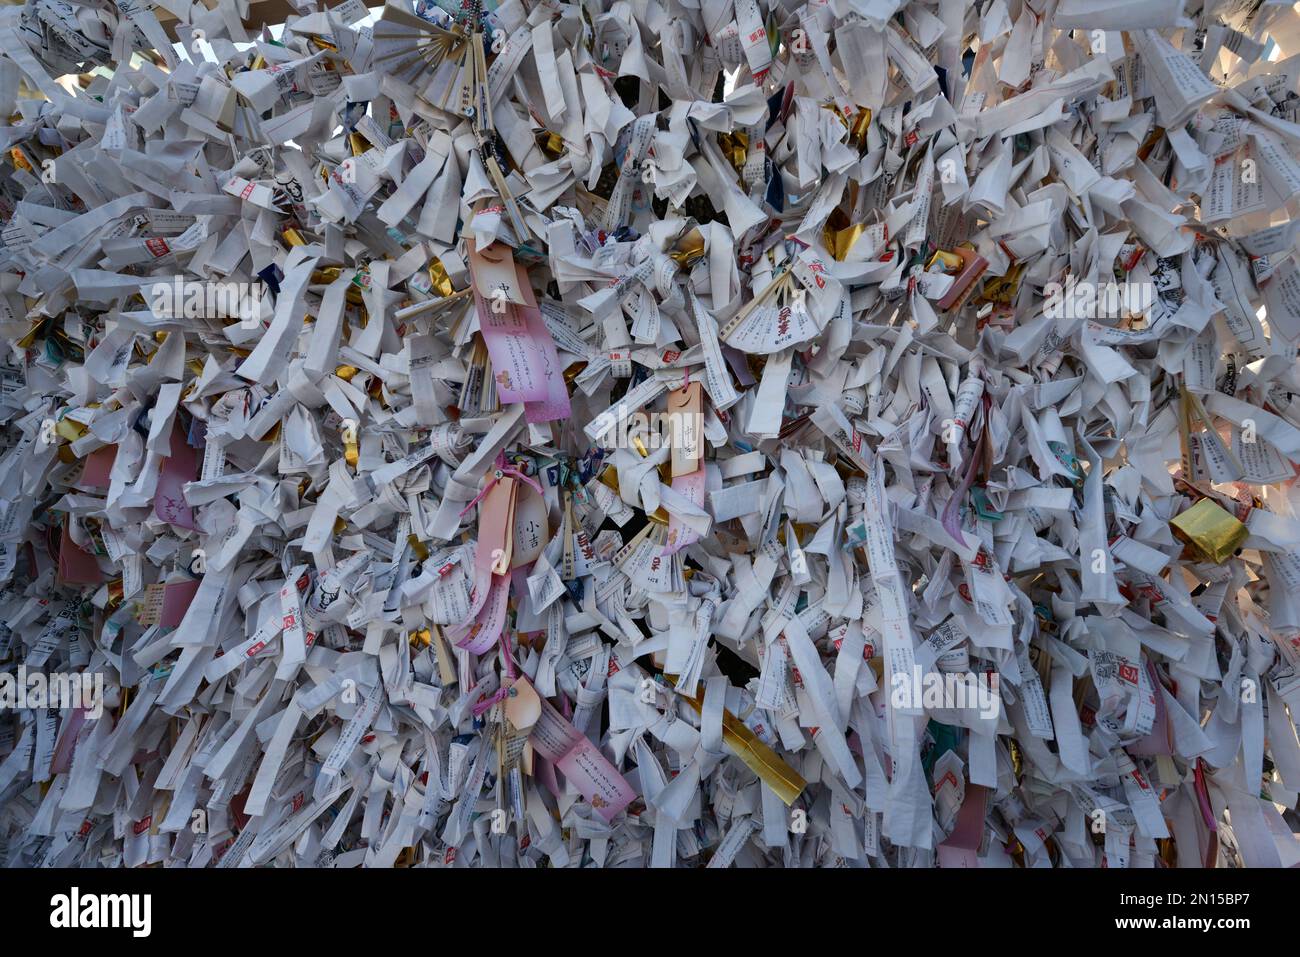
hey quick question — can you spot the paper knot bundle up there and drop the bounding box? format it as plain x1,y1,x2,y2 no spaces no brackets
2,0,1300,869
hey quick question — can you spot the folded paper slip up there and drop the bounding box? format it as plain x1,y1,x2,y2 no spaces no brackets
1169,498,1248,564
665,673,806,806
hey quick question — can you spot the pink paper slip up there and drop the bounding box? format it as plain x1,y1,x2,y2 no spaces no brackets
445,573,509,654
529,690,635,822
473,289,552,404
155,425,198,530
521,302,571,424
80,444,116,488
937,783,989,868
161,579,201,628
58,523,103,585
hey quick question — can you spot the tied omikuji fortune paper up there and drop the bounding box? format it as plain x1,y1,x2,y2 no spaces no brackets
3,0,1300,869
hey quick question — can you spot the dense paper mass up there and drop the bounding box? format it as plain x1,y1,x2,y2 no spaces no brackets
2,0,1300,869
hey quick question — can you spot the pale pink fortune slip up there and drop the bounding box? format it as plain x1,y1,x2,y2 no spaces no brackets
445,574,509,654
472,287,552,404
446,476,516,654
528,689,636,822
518,300,571,424
663,381,705,555
467,244,570,421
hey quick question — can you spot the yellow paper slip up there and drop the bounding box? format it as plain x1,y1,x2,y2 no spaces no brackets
663,674,806,806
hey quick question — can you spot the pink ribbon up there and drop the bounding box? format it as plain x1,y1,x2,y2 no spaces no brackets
469,642,523,717
459,451,544,517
